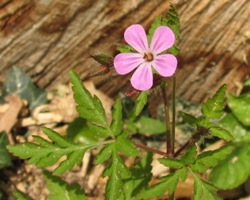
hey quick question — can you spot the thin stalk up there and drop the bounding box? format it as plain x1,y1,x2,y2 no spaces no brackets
161,85,173,158
171,75,176,156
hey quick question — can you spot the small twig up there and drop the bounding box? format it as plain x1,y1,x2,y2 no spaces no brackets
174,127,209,158
134,141,167,157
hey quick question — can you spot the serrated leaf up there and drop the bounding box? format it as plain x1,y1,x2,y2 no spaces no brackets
116,131,139,157
209,142,250,189
70,70,112,138
180,145,197,165
42,127,73,148
227,93,250,126
44,171,87,200
0,132,12,169
136,116,166,135
209,126,234,141
103,149,130,200
201,85,226,121
179,111,198,126
7,127,109,175
192,173,221,200
158,157,183,169
130,91,148,119
122,153,153,199
110,99,123,136
191,144,235,173
139,170,182,199
218,113,250,142
95,144,113,165
0,66,47,110
165,4,180,41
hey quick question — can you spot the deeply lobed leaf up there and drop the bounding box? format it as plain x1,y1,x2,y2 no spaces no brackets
44,171,87,200
201,85,227,121
7,127,107,175
192,172,221,200
191,144,235,173
70,70,112,138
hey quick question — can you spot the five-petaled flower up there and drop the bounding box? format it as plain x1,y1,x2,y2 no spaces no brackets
114,24,177,91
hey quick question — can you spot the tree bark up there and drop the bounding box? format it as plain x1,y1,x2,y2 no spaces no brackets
0,0,249,102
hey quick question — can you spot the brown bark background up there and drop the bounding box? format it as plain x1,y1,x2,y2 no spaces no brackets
0,0,249,102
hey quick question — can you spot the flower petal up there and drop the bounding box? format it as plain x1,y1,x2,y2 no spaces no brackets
114,53,143,75
153,54,177,77
124,24,149,54
150,26,175,54
131,63,153,91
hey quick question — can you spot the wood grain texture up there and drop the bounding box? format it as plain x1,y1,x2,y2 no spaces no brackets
0,0,249,102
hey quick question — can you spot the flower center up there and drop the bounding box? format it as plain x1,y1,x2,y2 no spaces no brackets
143,52,154,62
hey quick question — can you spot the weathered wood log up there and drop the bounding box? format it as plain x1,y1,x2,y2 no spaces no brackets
0,0,249,102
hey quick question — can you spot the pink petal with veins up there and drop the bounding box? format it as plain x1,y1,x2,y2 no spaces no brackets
150,26,175,54
114,53,143,75
124,24,149,54
131,63,153,91
153,54,177,77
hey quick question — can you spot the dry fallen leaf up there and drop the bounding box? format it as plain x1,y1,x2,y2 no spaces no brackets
0,95,24,144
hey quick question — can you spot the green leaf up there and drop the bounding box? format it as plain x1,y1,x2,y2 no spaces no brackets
116,131,139,157
136,116,166,135
95,144,113,165
0,132,12,169
169,45,179,56
90,53,113,67
130,91,148,119
201,84,226,121
148,16,168,43
139,169,184,199
192,173,221,200
122,153,153,199
191,144,235,173
117,44,135,53
158,157,183,169
66,117,98,144
180,145,197,165
148,5,180,55
165,4,180,41
103,148,130,200
70,70,112,138
209,127,234,141
179,111,198,126
209,142,250,189
110,99,123,136
7,127,109,175
13,190,30,200
0,66,47,110
44,171,87,200
227,93,250,126
244,78,250,86
218,113,250,142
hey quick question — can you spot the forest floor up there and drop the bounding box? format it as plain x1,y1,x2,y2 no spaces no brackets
0,82,249,200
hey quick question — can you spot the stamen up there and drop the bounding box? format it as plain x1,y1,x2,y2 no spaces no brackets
143,52,154,62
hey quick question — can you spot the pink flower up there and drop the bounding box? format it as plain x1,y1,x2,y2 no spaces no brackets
114,24,177,91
